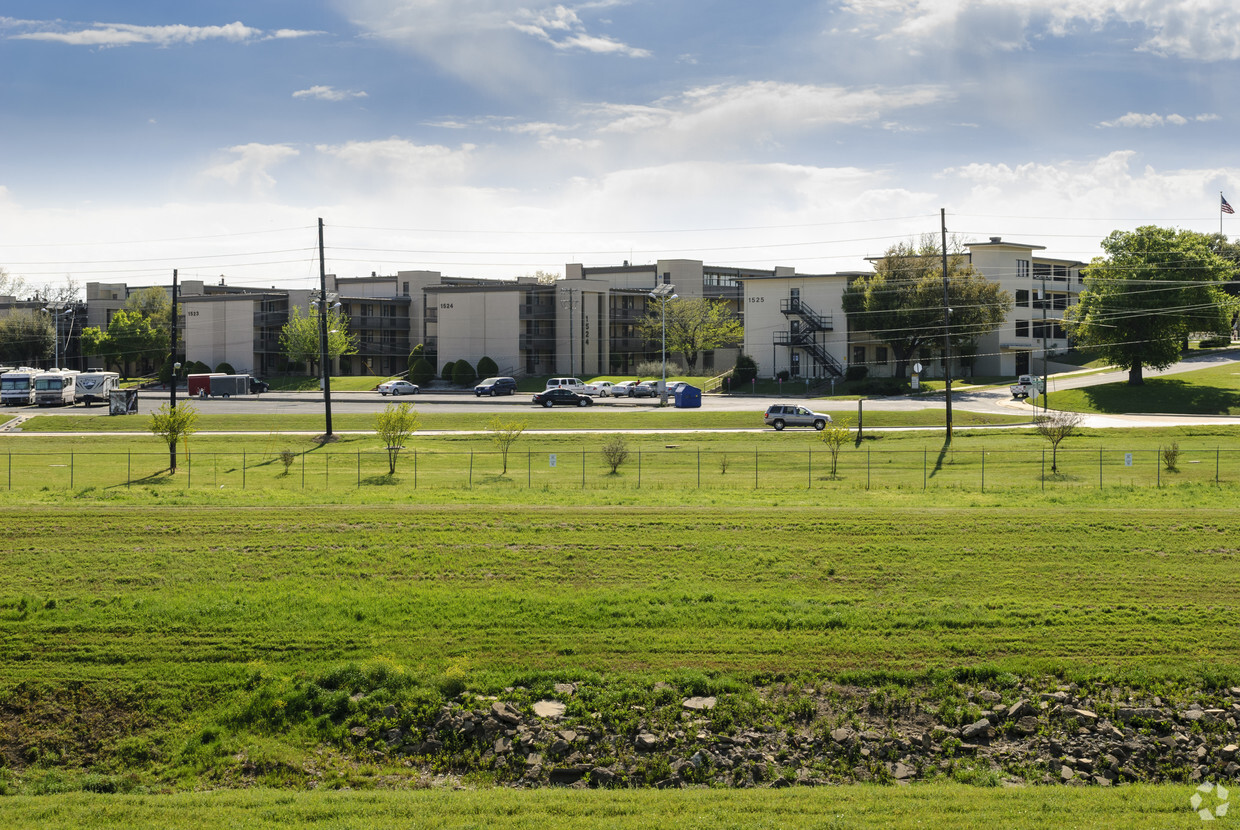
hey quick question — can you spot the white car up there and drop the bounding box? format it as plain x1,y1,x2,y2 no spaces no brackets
584,380,614,397
633,381,660,398
378,380,420,396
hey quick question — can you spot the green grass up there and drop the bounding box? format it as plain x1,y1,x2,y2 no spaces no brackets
1050,362,1240,415
15,406,1027,434
0,785,1210,829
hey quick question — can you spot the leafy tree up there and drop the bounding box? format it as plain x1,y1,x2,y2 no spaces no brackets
601,435,630,474
842,238,1012,378
149,402,198,473
0,311,54,365
80,310,160,379
1035,409,1084,474
408,356,435,386
819,420,853,478
1066,227,1236,385
637,297,743,373
487,416,527,475
732,353,758,386
442,361,457,381
476,355,499,378
279,305,358,376
375,402,419,475
124,285,171,341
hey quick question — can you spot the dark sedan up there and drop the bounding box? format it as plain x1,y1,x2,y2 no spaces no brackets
532,388,594,408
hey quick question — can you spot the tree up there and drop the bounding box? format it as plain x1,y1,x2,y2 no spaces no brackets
732,353,758,386
487,416,527,475
279,305,358,376
601,435,630,474
637,297,743,373
452,360,477,386
1066,226,1236,385
81,310,162,379
375,402,419,475
819,420,853,478
0,266,28,299
1035,409,1084,474
123,285,171,341
842,238,1012,378
0,311,54,365
149,402,198,473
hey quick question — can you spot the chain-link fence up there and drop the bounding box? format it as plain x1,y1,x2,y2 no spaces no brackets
0,445,1230,492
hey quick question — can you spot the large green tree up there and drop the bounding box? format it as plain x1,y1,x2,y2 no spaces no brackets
1065,226,1236,385
0,310,54,365
80,310,161,379
124,285,172,342
637,297,743,373
279,306,359,376
842,238,1012,378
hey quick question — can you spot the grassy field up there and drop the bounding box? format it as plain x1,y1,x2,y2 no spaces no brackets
0,785,1212,829
1051,362,1240,415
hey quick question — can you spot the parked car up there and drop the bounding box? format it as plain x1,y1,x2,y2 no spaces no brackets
475,376,518,397
610,381,638,397
532,388,594,408
633,381,660,398
584,380,614,397
666,381,688,397
763,403,832,431
378,380,420,396
545,377,587,393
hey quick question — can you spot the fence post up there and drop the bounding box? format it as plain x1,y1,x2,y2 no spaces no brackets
357,451,361,488
638,450,641,489
527,448,531,488
325,452,329,488
1217,447,1220,485
70,452,74,489
867,448,870,490
754,448,758,489
469,451,474,488
1041,447,1045,490
981,448,985,493
241,451,244,489
923,448,927,490
127,449,131,489
302,450,305,488
415,449,419,490
7,450,9,490
1157,448,1160,488
581,448,586,489
1099,447,1103,490
807,448,811,489
698,448,701,489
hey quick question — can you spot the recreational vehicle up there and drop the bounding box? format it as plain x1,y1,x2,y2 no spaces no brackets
75,370,121,407
0,368,40,406
34,369,79,407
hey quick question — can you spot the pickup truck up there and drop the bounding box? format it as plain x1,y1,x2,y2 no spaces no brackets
1009,375,1043,399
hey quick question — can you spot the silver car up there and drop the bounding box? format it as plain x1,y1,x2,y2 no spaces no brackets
763,403,832,431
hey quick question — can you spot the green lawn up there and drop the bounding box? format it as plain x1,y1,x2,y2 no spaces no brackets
1050,363,1240,415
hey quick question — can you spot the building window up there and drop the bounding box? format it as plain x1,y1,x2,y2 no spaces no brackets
1017,260,1030,279
1032,321,1048,339
1054,264,1068,281
1015,289,1029,308
875,346,888,364
852,346,866,365
1016,320,1029,337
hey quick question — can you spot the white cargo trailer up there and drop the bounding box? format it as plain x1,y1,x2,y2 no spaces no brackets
75,370,121,407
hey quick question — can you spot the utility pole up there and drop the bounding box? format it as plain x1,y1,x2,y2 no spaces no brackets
941,208,952,443
318,218,334,440
169,269,179,472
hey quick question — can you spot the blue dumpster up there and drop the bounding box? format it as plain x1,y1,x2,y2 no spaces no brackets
674,384,701,408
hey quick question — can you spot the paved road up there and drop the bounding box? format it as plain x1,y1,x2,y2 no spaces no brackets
3,350,1238,432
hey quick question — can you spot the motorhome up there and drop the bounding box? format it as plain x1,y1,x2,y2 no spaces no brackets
1,368,40,406
34,369,79,407
74,370,120,407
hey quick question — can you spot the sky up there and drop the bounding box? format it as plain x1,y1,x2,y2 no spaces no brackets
1,0,1239,294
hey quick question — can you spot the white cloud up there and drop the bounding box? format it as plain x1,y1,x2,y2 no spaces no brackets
510,4,650,56
10,20,320,48
840,0,1240,61
593,82,951,138
314,139,477,183
201,143,300,189
293,85,368,102
1098,112,1219,128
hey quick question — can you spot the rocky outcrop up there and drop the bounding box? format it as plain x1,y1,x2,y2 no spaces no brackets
346,682,1240,789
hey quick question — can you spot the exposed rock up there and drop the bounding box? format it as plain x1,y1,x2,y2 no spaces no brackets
962,719,994,743
683,696,717,711
492,702,522,725
635,732,661,751
533,700,566,719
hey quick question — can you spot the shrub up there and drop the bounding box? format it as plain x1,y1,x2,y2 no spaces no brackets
1162,442,1180,472
215,362,236,375
1199,335,1231,348
732,354,758,385
442,361,458,381
845,365,868,382
776,369,790,382
476,355,499,378
601,436,630,474
452,361,477,386
634,359,682,377
408,357,435,386
188,360,211,375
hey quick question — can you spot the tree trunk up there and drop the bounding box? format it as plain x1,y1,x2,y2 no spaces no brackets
1127,365,1144,385
169,442,177,473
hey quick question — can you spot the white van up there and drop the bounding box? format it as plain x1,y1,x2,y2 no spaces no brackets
545,377,587,393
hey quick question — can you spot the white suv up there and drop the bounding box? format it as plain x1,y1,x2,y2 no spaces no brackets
545,377,587,393
763,403,832,431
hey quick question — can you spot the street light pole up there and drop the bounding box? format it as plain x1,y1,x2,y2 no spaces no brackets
317,218,335,441
648,283,677,405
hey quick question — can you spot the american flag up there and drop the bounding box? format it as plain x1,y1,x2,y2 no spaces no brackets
1223,195,1235,215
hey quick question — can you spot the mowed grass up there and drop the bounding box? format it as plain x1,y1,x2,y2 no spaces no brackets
4,499,1239,685
0,785,1209,829
1050,362,1240,415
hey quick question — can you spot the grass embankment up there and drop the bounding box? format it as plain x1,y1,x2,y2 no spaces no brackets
1050,362,1240,415
0,785,1206,829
